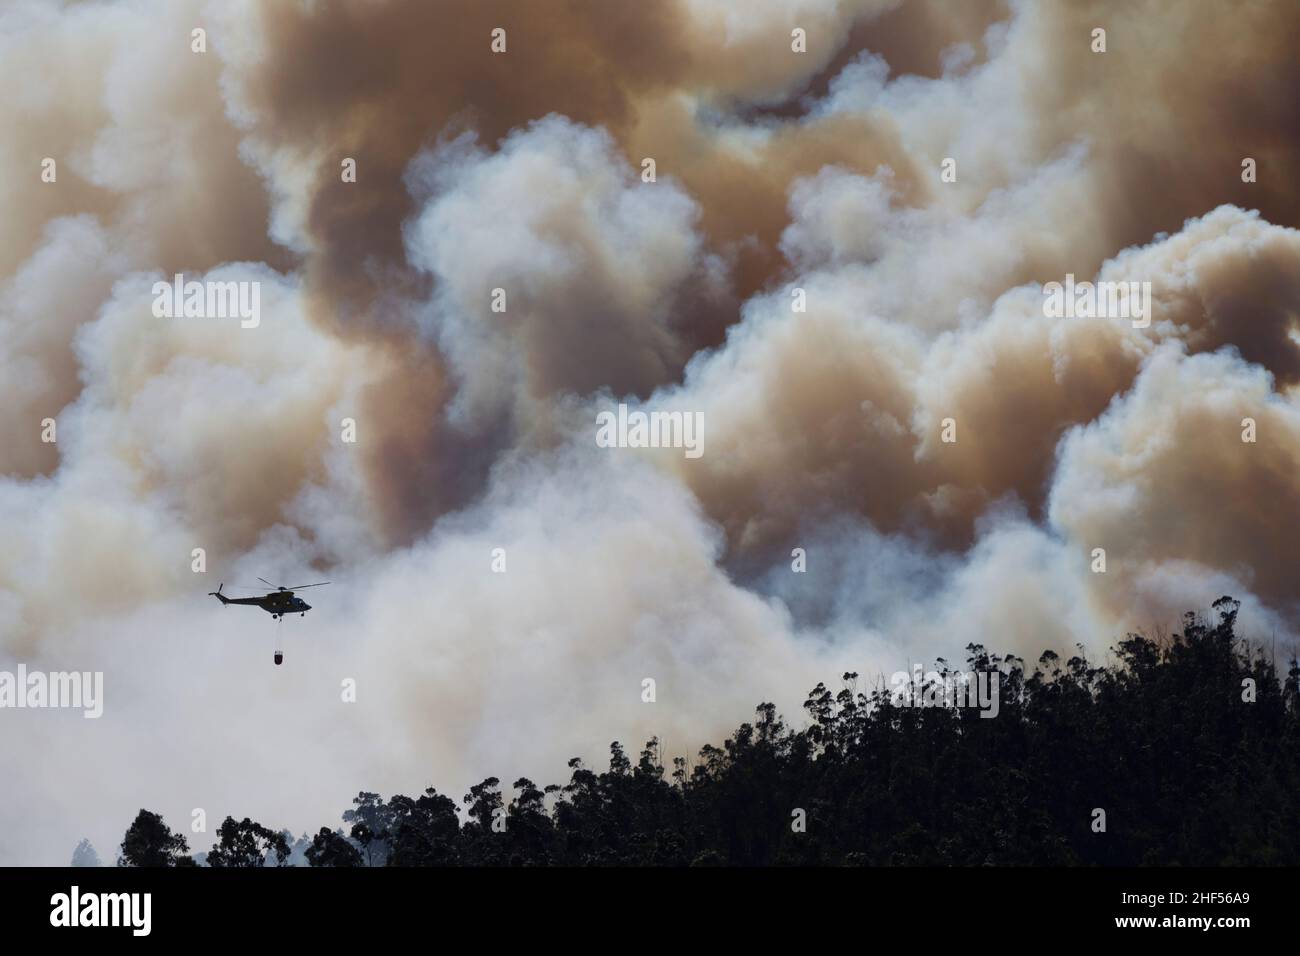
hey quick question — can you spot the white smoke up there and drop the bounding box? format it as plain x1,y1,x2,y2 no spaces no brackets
2,0,1299,864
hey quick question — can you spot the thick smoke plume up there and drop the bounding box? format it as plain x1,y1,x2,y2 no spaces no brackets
2,0,1299,863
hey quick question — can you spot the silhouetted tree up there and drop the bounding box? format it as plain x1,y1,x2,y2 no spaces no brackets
206,816,291,867
343,792,393,866
118,810,193,867
305,828,363,867
387,789,461,866
460,778,506,865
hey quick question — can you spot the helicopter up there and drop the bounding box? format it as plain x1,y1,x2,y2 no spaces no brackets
209,578,329,665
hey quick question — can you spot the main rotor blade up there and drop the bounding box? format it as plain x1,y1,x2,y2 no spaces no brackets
285,582,330,590
257,577,276,589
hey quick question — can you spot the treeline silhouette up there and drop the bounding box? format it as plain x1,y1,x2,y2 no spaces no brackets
112,598,1300,866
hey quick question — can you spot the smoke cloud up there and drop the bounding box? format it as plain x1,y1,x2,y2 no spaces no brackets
2,0,1300,863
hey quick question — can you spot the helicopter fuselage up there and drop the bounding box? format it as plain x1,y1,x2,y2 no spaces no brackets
209,585,312,618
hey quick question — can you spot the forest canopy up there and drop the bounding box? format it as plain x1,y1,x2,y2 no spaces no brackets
112,598,1300,866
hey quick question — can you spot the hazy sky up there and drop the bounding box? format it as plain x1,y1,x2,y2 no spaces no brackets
3,0,1300,864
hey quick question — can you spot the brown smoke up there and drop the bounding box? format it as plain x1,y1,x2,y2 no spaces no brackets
5,0,1300,864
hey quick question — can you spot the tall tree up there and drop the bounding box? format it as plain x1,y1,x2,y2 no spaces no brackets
70,838,101,867
305,828,363,867
206,816,291,867
118,809,193,867
386,789,461,866
342,792,393,866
